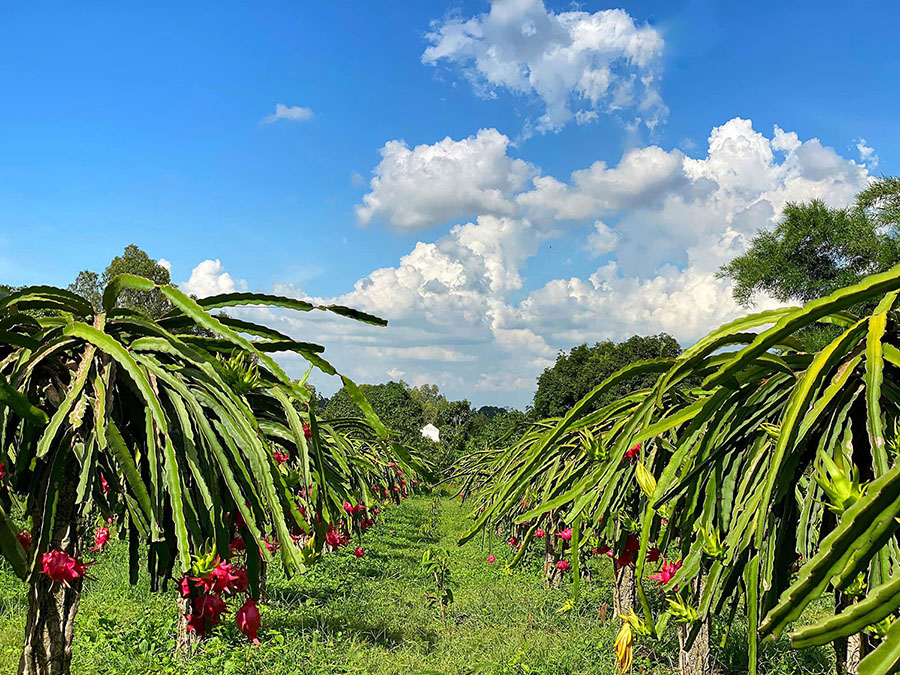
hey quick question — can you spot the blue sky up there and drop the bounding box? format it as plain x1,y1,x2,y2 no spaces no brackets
2,1,897,407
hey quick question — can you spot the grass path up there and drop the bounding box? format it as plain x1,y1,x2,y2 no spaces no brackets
0,492,832,674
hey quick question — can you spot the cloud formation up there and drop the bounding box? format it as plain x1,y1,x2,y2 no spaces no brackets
181,259,245,298
261,104,314,124
187,118,874,407
355,128,536,230
423,0,666,132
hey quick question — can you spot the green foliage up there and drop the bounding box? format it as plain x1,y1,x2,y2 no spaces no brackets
857,176,900,229
720,181,900,309
458,262,900,674
70,244,174,317
465,407,527,453
530,334,681,419
326,381,425,444
421,547,455,619
0,273,423,642
0,494,833,674
326,380,491,471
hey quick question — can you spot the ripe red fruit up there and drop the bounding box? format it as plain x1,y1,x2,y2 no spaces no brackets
534,528,545,538
342,501,353,513
325,527,349,548
353,546,365,559
615,551,633,570
231,566,249,594
625,534,640,552
353,504,366,515
649,558,682,589
623,442,642,461
178,576,194,598
557,527,572,542
647,547,661,563
17,530,31,553
388,462,397,468
556,560,570,572
229,536,246,555
41,550,91,586
209,560,241,594
189,593,227,634
185,613,208,636
487,554,496,564
90,526,110,552
302,423,312,440
509,537,518,547
236,597,261,645
273,449,290,464
100,475,110,494
0,462,5,482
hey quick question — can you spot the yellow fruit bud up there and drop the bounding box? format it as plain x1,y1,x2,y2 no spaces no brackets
635,461,657,498
614,620,633,674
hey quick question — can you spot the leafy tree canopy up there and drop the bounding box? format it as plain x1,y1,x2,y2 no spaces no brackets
465,407,527,453
325,380,521,469
70,244,173,317
326,381,425,444
530,334,682,419
719,178,900,308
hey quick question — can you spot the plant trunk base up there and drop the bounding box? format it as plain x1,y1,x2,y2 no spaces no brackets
613,564,636,616
678,576,711,675
175,595,200,660
678,620,711,675
19,463,81,675
18,579,81,675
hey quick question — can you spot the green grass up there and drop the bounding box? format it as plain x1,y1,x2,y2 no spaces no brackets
0,492,834,674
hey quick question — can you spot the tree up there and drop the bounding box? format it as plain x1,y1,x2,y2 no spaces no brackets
465,408,527,454
408,383,446,425
719,182,900,308
326,381,425,446
856,176,900,229
530,334,681,419
0,274,400,674
69,244,173,317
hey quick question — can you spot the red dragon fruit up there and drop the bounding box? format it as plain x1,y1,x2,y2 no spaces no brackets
236,597,261,645
90,526,110,552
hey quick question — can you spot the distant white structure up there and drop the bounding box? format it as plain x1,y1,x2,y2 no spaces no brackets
421,423,440,442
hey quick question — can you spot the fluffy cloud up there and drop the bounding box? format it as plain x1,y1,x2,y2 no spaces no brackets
585,221,618,257
366,345,476,362
261,104,314,124
181,118,875,407
180,259,245,298
423,0,666,131
856,138,879,169
355,128,536,229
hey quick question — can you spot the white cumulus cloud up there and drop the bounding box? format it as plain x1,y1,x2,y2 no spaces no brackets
261,104,314,124
855,138,879,169
423,0,666,131
187,119,876,408
180,259,246,298
355,128,536,230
